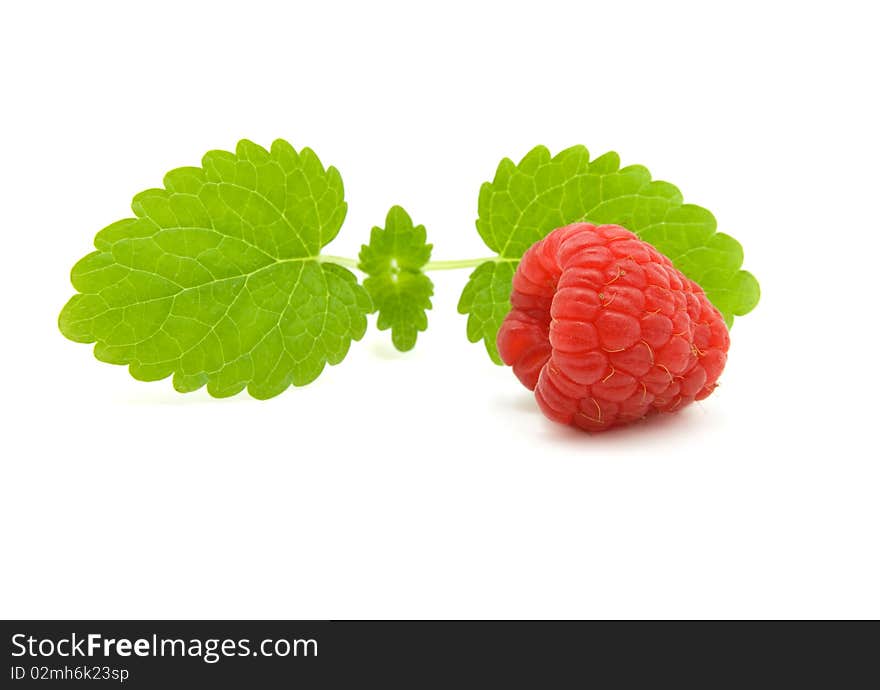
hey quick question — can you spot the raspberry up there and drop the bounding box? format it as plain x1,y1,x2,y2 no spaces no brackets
497,223,730,432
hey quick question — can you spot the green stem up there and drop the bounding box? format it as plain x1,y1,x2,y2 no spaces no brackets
423,257,506,271
320,255,359,269
322,255,516,271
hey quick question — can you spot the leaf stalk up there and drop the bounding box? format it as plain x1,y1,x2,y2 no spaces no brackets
323,255,515,272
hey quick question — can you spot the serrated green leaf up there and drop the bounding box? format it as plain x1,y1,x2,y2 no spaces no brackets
359,206,433,351
59,139,372,399
461,145,760,360
456,260,516,364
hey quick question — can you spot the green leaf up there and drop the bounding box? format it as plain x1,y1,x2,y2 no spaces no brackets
456,260,516,364
459,145,760,358
358,206,433,351
59,139,372,399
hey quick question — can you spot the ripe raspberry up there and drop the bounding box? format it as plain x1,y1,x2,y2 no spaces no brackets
497,223,730,432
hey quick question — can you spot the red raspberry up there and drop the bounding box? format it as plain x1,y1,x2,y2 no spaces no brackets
497,223,730,432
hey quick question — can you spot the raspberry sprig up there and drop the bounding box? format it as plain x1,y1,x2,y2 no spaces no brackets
59,139,758,429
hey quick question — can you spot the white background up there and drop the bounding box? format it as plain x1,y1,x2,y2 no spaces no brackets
1,1,877,619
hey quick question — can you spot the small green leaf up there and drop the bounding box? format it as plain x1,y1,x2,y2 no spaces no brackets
456,260,516,364
460,145,760,360
59,139,372,399
359,206,433,351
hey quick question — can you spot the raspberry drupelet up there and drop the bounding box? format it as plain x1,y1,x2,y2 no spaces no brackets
496,223,730,431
